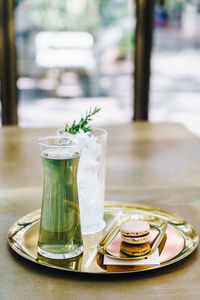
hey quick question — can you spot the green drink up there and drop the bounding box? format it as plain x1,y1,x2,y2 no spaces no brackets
38,137,83,259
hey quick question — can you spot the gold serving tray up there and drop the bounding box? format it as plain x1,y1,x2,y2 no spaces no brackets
97,215,167,260
8,201,199,275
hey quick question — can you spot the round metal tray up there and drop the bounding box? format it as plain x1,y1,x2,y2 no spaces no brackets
8,201,198,275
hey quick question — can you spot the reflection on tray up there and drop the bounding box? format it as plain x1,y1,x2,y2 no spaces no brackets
37,253,83,271
97,252,155,272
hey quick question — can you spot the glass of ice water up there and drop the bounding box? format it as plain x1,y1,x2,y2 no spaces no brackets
38,136,83,259
57,127,107,234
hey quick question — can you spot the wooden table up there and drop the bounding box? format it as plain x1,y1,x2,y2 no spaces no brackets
0,123,199,300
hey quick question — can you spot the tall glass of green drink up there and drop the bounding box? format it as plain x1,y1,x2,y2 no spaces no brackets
38,136,83,259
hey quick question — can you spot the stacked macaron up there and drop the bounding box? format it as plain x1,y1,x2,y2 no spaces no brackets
120,220,151,257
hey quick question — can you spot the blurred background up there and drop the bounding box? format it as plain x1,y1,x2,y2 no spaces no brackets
1,0,200,135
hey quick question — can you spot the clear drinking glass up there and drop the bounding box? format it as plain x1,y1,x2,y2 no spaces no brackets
57,127,107,234
38,136,83,259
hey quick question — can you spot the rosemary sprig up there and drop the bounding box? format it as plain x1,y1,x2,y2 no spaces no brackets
65,107,101,134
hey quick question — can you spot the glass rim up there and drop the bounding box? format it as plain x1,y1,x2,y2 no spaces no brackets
38,136,84,148
57,126,107,138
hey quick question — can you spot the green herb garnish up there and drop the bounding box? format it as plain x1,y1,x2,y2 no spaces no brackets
65,107,101,134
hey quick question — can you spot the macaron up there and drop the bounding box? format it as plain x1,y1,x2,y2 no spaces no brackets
120,220,150,245
120,241,151,257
